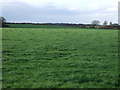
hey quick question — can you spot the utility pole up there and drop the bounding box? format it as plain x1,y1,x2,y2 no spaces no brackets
118,1,120,25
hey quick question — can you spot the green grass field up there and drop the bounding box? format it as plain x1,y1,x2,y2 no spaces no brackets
2,25,119,88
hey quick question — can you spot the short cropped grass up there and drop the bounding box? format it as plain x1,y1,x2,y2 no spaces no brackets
2,25,118,88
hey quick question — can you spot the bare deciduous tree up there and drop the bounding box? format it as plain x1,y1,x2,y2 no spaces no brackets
0,17,6,27
91,20,100,26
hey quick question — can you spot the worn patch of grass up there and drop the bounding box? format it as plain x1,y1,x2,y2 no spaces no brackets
2,26,118,88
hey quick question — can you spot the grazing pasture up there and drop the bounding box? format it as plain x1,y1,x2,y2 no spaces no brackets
2,25,119,88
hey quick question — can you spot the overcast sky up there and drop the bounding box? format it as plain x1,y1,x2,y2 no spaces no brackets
1,0,119,24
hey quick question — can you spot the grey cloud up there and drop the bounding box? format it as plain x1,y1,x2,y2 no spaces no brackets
2,2,118,24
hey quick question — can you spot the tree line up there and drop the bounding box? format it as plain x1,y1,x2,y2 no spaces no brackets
0,17,119,29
